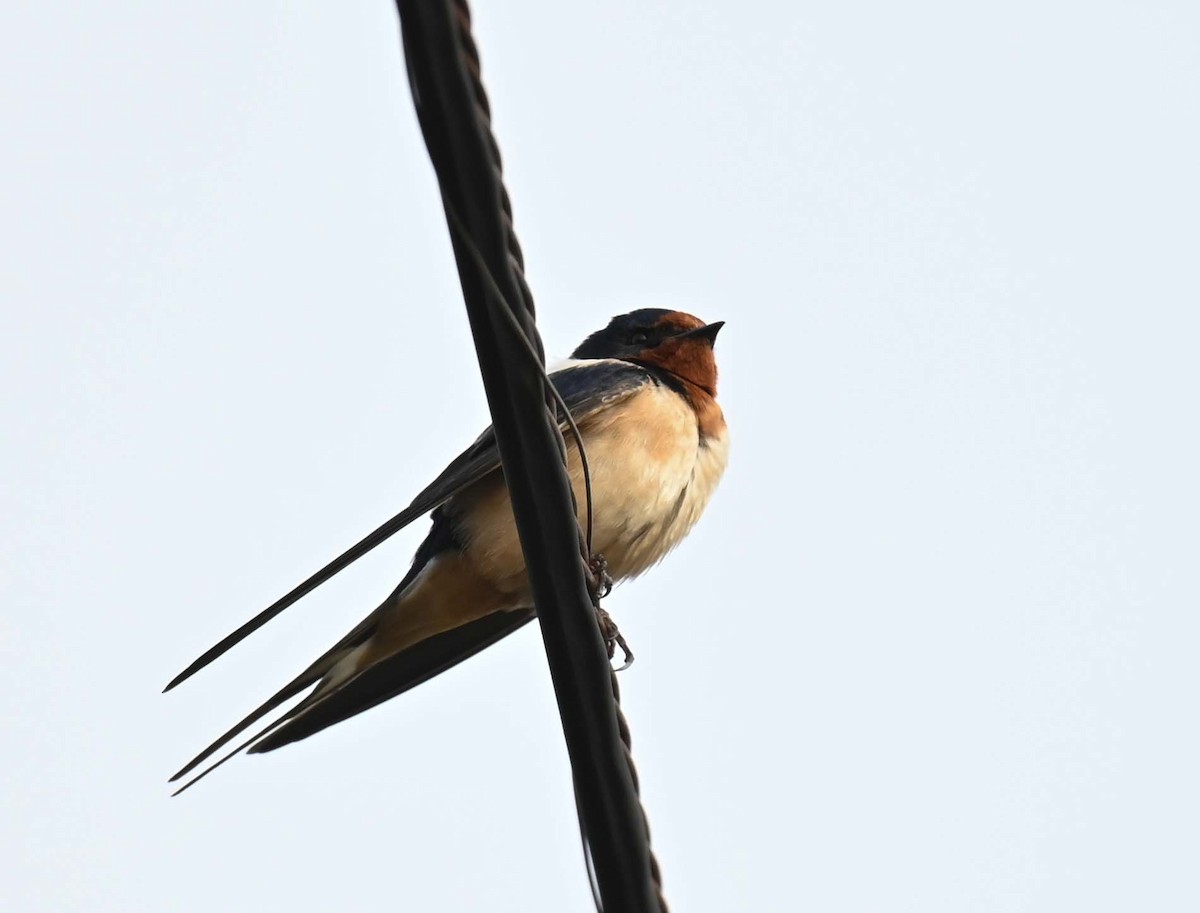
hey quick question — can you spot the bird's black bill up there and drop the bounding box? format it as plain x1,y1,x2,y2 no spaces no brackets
673,321,724,346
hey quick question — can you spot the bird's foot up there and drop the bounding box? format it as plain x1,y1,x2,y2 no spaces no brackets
586,552,614,600
585,553,631,669
595,605,635,671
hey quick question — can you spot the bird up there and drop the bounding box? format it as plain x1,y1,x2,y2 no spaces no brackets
167,308,728,792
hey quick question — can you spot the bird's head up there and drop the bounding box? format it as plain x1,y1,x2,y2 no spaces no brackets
572,309,724,395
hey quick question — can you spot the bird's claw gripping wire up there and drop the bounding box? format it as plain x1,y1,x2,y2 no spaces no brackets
597,607,635,671
586,552,614,600
585,553,633,670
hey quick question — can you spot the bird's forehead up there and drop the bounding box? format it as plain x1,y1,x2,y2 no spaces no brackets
653,310,705,332
611,308,705,333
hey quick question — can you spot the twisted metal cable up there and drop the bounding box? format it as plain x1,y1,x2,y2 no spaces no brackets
448,1,585,553
436,3,669,908
609,667,670,913
445,201,667,912
450,4,537,326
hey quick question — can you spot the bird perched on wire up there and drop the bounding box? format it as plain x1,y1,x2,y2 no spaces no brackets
167,308,728,792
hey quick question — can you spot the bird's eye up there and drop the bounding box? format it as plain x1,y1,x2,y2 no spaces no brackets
629,331,650,345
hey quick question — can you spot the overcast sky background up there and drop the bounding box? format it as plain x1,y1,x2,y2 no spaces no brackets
3,2,1198,911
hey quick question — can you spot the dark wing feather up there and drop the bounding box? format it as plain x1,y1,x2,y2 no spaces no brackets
169,515,458,781
163,359,653,693
168,605,385,783
162,437,500,692
551,358,656,417
249,607,537,754
170,608,537,794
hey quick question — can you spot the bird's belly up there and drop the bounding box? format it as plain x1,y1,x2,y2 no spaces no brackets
454,384,728,595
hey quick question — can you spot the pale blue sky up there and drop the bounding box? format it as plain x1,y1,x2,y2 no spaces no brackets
3,2,1198,911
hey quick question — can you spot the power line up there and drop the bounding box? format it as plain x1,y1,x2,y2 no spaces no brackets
395,2,667,909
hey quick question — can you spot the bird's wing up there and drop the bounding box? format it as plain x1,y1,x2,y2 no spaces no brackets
169,606,538,793
167,359,653,791
245,608,537,756
163,358,652,692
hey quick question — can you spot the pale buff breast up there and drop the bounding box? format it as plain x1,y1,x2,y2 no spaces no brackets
455,382,729,596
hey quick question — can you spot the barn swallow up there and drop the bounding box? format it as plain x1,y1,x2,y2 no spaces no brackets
168,308,728,791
